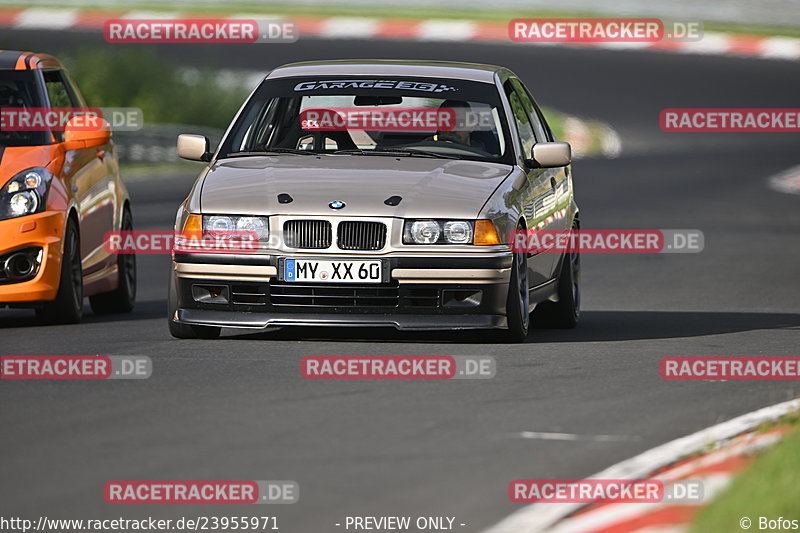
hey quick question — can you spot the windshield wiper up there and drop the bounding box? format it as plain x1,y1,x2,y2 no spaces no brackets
263,148,318,155
333,148,460,160
227,148,317,157
387,148,462,159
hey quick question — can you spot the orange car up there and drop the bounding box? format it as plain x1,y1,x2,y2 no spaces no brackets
0,50,135,323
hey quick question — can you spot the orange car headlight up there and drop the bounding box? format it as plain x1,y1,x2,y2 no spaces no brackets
0,168,53,221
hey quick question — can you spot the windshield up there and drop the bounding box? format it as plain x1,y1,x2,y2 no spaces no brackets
0,70,48,147
219,76,514,164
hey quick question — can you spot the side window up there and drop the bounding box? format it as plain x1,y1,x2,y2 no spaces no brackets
43,70,74,107
525,87,556,141
238,97,280,151
503,80,536,159
510,78,549,142
62,70,88,107
533,105,555,141
43,70,77,142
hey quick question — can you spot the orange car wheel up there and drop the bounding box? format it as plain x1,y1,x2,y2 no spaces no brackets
35,218,83,324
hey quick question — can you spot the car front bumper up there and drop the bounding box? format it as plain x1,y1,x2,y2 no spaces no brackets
0,211,65,304
171,252,512,331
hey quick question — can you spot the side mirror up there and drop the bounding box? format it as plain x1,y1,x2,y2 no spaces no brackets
63,115,111,151
529,142,571,168
177,134,212,162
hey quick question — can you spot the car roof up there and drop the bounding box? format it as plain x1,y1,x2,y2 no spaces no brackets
0,50,62,71
267,59,507,83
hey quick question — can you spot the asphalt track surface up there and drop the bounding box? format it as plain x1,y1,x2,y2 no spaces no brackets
1,31,800,532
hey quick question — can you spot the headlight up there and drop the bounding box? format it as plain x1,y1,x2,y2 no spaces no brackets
443,221,473,244
10,192,39,216
406,220,441,244
24,171,42,188
235,216,270,241
0,168,52,221
203,215,269,241
403,220,476,244
204,215,234,233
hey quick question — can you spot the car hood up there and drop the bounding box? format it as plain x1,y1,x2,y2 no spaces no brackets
0,145,60,187
200,155,513,219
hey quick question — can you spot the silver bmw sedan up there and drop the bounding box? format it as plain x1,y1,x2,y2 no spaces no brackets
169,60,580,342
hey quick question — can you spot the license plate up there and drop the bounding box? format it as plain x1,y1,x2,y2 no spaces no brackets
284,259,382,283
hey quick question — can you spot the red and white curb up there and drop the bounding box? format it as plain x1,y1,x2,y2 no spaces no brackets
543,429,786,533
2,8,800,62
483,398,800,533
768,164,800,195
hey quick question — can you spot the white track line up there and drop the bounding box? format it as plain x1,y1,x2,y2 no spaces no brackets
319,17,379,39
15,8,78,30
682,33,734,55
768,164,800,195
120,11,182,20
516,431,640,442
482,398,800,533
415,20,477,41
761,36,800,59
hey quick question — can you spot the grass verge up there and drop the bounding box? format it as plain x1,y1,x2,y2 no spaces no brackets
689,414,800,532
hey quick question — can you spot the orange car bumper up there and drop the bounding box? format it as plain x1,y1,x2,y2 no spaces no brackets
0,211,65,303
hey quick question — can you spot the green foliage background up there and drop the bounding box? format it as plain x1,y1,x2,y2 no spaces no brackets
61,48,249,129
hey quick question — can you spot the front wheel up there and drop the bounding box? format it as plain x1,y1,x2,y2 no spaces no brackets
37,218,83,324
504,248,530,342
533,241,580,329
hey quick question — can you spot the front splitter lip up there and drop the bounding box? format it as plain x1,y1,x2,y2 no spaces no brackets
176,308,507,331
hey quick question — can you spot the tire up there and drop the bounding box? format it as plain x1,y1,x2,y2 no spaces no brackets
90,206,136,314
504,243,531,343
533,231,580,329
167,267,221,339
36,217,83,324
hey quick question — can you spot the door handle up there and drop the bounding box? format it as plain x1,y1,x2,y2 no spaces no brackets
550,177,557,189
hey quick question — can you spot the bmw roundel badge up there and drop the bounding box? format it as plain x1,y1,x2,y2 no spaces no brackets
329,200,346,209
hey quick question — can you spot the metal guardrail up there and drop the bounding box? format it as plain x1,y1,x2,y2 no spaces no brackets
113,124,223,164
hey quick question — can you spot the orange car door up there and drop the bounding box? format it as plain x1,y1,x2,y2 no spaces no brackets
44,69,116,276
